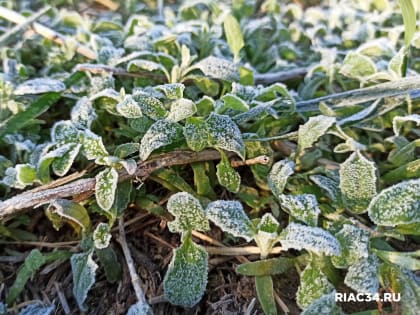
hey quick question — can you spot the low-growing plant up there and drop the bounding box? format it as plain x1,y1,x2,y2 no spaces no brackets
0,0,419,314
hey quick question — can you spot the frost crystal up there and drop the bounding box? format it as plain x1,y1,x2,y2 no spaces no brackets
167,98,197,122
331,224,370,268
368,178,420,226
279,194,321,226
116,94,143,118
183,117,209,152
205,200,254,241
297,262,335,309
80,130,109,160
298,115,336,152
139,120,182,161
167,192,209,233
392,114,420,136
207,113,245,159
268,159,295,197
71,97,97,129
95,168,118,211
339,151,377,213
344,255,379,295
14,78,65,95
195,56,240,81
279,222,341,256
163,237,208,307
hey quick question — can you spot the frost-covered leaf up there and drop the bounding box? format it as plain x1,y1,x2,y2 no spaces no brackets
397,268,420,315
71,97,97,129
368,178,420,226
389,47,406,77
340,52,377,79
126,302,153,315
344,255,379,294
216,150,240,193
267,159,295,197
235,257,294,276
392,114,420,136
51,121,79,144
46,199,91,232
52,143,81,177
139,120,183,161
331,224,370,268
116,94,143,118
205,200,254,241
167,98,197,122
95,247,121,284
218,94,249,115
297,261,335,309
374,248,420,270
128,59,169,80
16,164,36,186
167,192,209,233
339,151,377,213
18,303,55,315
155,83,184,99
71,252,98,312
163,236,208,307
132,93,167,120
301,292,344,315
279,194,321,226
14,78,65,95
223,14,244,61
255,214,280,259
309,175,341,204
37,144,75,184
298,115,336,152
93,222,112,249
183,117,209,152
95,168,118,212
195,56,240,81
255,276,277,315
80,130,109,160
207,113,245,159
279,223,340,256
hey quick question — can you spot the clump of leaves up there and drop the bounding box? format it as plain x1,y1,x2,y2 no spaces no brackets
0,0,419,314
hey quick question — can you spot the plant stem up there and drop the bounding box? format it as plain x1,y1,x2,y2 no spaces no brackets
205,246,283,256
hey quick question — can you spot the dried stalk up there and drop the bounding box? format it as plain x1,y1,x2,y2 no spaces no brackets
205,246,283,256
0,150,269,220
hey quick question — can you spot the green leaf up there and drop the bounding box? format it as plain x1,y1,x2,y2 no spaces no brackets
216,150,241,193
16,164,37,186
71,251,98,312
374,248,420,270
51,120,79,144
139,120,183,160
46,199,91,232
331,224,370,269
236,257,294,276
114,143,140,159
18,303,55,315
339,151,377,213
297,115,336,152
207,113,245,159
368,178,420,226
116,94,143,118
155,83,184,99
254,213,280,259
93,222,111,249
344,255,379,295
279,194,321,226
389,47,407,78
0,92,61,138
183,117,209,152
6,249,70,305
297,261,335,309
310,174,341,204
52,143,81,177
37,145,73,184
167,192,209,233
223,14,244,62
163,236,208,307
219,94,249,114
267,159,295,197
398,0,417,47
127,59,169,80
205,200,254,241
255,276,277,315
132,93,167,120
340,52,377,79
279,223,341,256
392,114,420,136
95,167,118,212
80,130,109,160
95,246,121,283
14,78,65,95
167,98,197,122
71,97,97,129
301,292,344,315
397,269,420,315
